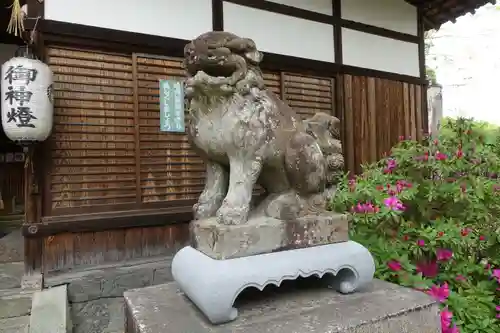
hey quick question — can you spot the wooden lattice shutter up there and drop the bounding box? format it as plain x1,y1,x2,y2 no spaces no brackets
48,48,137,214
263,72,281,96
283,74,334,119
135,55,205,204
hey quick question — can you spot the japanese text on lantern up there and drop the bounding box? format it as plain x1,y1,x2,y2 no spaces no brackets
159,79,184,133
3,64,38,128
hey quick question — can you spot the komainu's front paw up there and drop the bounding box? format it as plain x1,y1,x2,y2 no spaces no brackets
193,201,219,220
216,201,249,225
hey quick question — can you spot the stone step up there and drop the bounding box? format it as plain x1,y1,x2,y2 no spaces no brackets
0,288,32,319
29,285,71,333
44,256,173,303
0,315,29,333
0,261,23,289
44,256,174,333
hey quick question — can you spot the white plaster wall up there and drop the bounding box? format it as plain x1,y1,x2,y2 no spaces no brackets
342,29,419,76
341,0,417,35
44,0,212,41
265,0,332,15
223,2,335,62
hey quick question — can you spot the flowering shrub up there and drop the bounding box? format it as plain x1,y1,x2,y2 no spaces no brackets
330,118,500,333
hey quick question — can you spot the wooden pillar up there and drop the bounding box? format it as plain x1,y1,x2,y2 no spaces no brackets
23,146,43,276
21,0,45,286
417,6,429,137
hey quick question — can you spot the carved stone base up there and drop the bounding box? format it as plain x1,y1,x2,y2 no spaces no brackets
171,241,375,325
190,213,349,259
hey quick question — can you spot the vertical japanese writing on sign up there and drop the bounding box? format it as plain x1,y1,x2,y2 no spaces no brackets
3,64,38,128
159,79,185,133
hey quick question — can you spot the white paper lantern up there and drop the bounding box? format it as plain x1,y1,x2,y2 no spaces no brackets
1,56,54,144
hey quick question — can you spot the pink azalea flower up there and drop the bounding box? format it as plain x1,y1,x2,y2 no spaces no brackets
387,260,402,272
440,308,453,329
427,283,449,302
416,260,439,278
496,305,500,311
436,249,453,262
353,202,379,214
492,269,500,280
417,239,425,247
383,196,405,211
435,151,447,160
386,158,397,170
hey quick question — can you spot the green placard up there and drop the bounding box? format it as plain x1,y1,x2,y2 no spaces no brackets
159,79,185,132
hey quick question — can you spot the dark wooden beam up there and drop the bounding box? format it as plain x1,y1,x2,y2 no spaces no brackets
22,206,194,238
26,0,44,18
224,0,418,43
38,19,426,85
332,0,342,64
223,0,333,24
417,6,429,138
340,19,419,43
417,7,426,80
212,0,224,31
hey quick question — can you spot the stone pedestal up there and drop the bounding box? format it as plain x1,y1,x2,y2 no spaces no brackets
171,241,374,324
191,213,349,259
124,279,441,333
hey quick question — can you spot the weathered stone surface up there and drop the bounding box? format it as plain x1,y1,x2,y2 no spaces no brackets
21,274,43,292
286,213,348,249
0,315,29,333
0,229,24,263
42,258,174,333
44,257,173,303
184,31,345,227
191,216,285,259
71,297,125,333
192,213,348,259
29,285,71,333
124,280,440,333
0,261,23,289
0,288,32,319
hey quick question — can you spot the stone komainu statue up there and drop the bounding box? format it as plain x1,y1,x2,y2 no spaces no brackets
184,31,344,225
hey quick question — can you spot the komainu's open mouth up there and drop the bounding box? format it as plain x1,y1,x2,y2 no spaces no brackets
184,46,236,78
183,31,265,96
194,63,235,78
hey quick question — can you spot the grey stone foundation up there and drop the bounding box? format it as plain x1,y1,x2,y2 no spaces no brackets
124,279,441,333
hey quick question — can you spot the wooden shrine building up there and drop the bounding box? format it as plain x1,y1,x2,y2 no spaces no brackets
0,0,492,276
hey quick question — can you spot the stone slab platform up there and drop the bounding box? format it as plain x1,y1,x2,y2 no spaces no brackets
191,212,349,259
124,279,441,333
29,285,71,333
